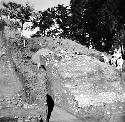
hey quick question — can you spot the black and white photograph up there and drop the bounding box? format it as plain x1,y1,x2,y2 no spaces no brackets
0,0,125,122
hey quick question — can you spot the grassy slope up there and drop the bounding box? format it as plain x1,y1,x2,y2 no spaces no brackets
4,24,124,121
2,26,47,121
30,37,125,122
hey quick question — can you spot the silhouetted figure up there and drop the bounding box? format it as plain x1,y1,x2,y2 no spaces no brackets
39,62,54,122
109,59,112,65
40,94,54,122
40,65,46,71
46,94,54,122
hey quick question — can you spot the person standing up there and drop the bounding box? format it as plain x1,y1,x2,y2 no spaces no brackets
39,55,54,122
46,94,54,122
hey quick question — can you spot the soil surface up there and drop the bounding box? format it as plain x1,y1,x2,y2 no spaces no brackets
50,105,97,122
50,105,125,122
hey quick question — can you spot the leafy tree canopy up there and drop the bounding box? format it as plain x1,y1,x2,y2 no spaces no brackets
1,0,125,55
70,0,125,53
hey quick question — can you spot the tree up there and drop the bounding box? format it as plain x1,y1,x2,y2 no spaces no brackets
54,4,72,38
17,3,34,30
70,0,88,45
0,8,8,19
32,5,72,38
1,2,35,49
0,2,34,29
38,8,55,36
1,1,21,19
70,0,125,53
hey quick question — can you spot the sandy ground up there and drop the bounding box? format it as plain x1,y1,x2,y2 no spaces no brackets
50,105,83,122
49,105,125,122
49,105,99,122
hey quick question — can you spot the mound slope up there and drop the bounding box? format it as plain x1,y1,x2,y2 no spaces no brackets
39,48,125,121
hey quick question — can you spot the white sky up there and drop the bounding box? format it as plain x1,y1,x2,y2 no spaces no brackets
0,0,70,11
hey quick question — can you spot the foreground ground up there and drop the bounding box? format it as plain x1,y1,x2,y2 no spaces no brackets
50,105,84,122
50,105,125,122
49,69,125,122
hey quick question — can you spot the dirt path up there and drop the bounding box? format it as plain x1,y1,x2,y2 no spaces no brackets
50,105,85,122
50,106,125,122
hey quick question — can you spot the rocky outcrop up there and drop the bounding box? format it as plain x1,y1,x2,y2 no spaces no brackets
39,48,125,122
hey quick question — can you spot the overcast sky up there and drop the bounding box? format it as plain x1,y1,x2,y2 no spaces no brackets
0,0,70,11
